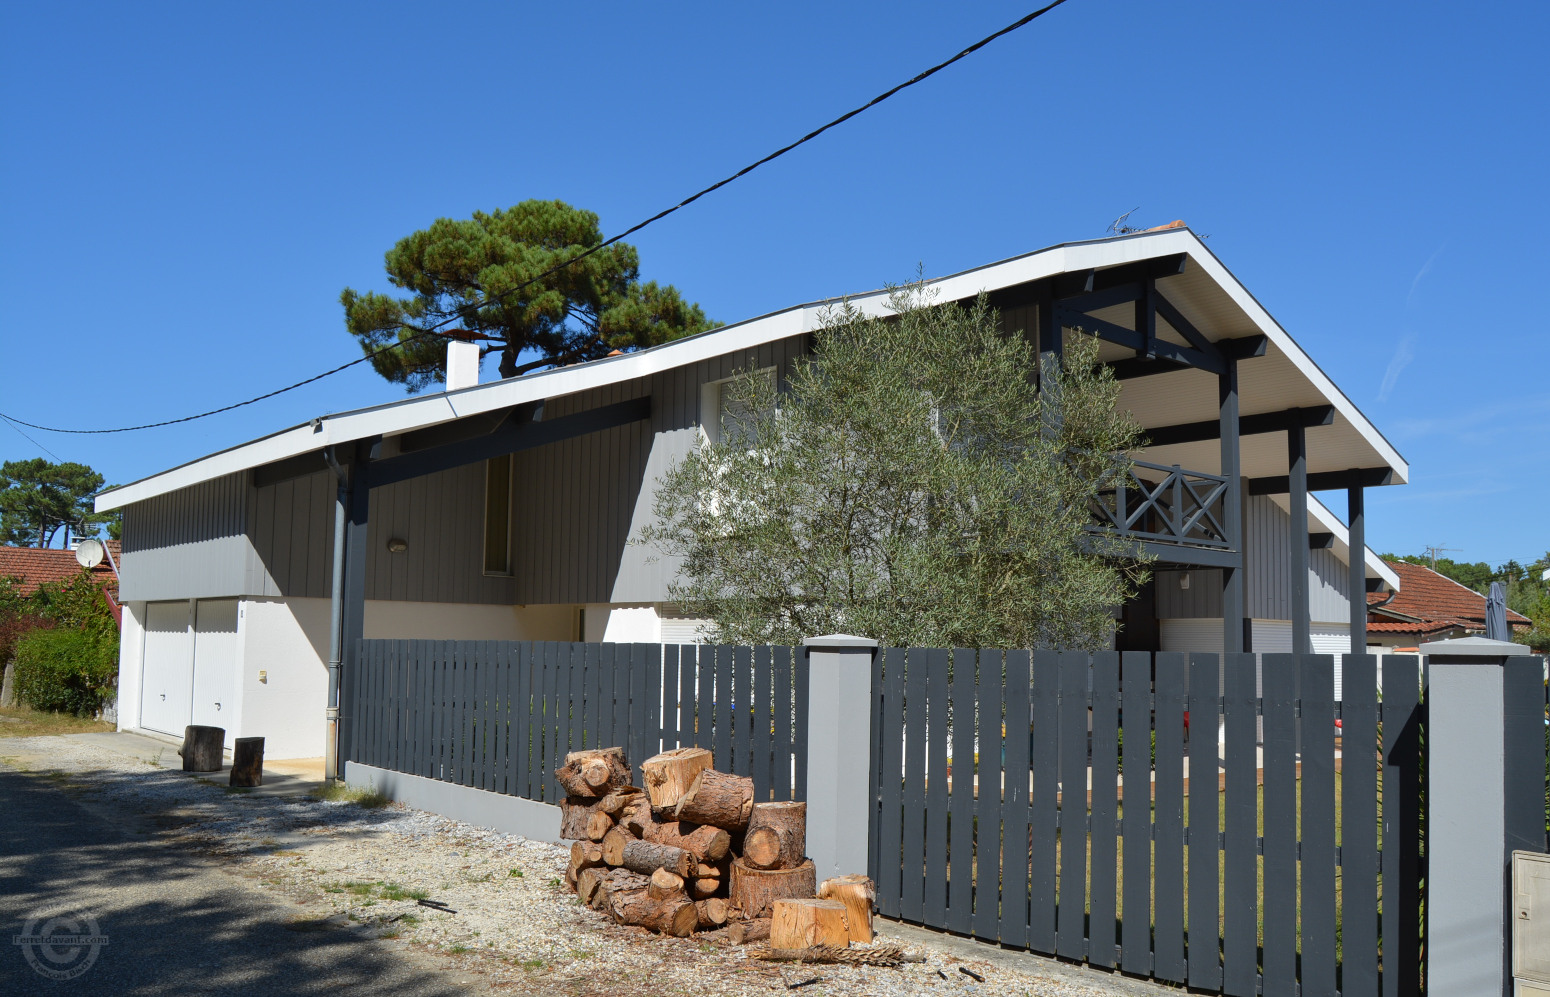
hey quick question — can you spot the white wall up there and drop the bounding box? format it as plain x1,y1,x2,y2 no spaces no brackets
582,604,661,643
115,601,146,735
238,596,331,759
363,600,573,641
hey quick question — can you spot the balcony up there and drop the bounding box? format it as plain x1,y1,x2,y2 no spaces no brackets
1088,459,1231,556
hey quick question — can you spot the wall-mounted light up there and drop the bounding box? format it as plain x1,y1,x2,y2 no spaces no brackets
1179,571,1191,590
386,538,409,553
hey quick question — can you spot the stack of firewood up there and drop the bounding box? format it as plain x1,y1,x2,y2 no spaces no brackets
556,745,874,949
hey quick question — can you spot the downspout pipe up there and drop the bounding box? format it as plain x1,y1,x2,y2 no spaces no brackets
323,446,349,782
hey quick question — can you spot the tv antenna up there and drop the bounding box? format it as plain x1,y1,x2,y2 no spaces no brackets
1422,544,1461,571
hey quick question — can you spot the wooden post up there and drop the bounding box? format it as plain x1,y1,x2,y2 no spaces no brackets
1220,356,1245,653
1288,424,1311,655
180,725,224,772
229,737,264,787
1348,482,1367,657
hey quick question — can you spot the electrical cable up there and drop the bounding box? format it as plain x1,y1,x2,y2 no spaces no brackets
0,0,1072,437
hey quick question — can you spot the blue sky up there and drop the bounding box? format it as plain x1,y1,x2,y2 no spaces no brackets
1,1,1545,566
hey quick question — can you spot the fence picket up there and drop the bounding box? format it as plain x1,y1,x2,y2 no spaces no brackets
734,645,753,777
1342,654,1379,996
901,647,929,923
713,645,733,769
1029,649,1059,953
543,642,561,801
877,647,906,919
1380,655,1423,997
1120,650,1152,975
1001,649,1031,949
972,649,1003,942
1187,652,1222,992
1152,651,1186,983
1055,650,1089,962
1260,654,1297,996
948,647,976,935
753,646,774,801
641,642,661,764
697,645,714,752
1222,651,1258,997
793,647,809,801
612,642,631,755
1089,651,1120,969
1300,654,1337,997
924,647,951,924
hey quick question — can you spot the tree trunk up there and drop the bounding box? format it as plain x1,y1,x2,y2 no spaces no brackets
554,747,632,797
229,737,265,787
728,857,816,918
609,889,698,936
648,868,686,901
743,801,806,869
817,874,876,943
726,918,772,945
618,840,693,878
695,898,730,929
771,898,850,950
180,725,224,772
674,769,754,830
640,747,714,811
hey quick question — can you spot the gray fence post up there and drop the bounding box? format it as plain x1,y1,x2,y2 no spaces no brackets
803,635,879,884
1423,635,1541,997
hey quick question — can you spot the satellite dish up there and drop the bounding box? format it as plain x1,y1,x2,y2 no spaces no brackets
75,538,105,569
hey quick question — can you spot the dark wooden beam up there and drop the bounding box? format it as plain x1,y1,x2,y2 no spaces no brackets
1144,406,1335,447
1057,308,1225,375
252,449,339,489
1349,482,1368,656
1288,424,1312,655
1217,335,1268,360
1152,292,1219,358
365,395,650,489
1248,467,1395,495
1309,532,1336,549
398,402,542,454
1108,355,1193,380
1366,576,1385,594
1220,357,1245,653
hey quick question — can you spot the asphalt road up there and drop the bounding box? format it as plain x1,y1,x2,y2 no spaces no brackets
0,764,491,996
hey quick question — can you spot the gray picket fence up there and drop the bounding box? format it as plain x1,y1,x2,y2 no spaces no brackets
348,639,809,805
868,648,1424,997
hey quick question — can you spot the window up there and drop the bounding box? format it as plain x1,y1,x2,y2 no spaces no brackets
483,454,513,575
700,368,777,445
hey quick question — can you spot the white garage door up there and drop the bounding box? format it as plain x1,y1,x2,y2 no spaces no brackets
191,599,239,737
140,601,193,736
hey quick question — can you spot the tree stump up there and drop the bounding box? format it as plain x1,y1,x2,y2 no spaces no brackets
728,856,816,918
180,725,224,772
554,747,632,797
640,747,713,811
229,737,265,787
618,840,693,878
695,898,730,929
818,874,876,943
674,769,754,829
648,868,686,901
743,801,806,869
771,898,850,950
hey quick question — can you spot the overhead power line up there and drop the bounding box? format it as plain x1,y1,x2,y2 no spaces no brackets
0,0,1072,437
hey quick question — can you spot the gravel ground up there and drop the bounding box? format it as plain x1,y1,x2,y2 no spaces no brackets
0,735,1156,997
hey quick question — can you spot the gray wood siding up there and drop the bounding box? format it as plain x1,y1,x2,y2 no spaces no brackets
119,472,268,601
511,333,810,605
1157,496,1350,623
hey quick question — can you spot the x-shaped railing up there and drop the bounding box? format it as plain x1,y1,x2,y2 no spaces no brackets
1087,459,1230,548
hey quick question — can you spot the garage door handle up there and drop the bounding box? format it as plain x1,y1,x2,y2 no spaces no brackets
160,693,166,700
214,703,221,711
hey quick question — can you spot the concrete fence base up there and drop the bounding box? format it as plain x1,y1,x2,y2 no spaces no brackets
343,761,564,844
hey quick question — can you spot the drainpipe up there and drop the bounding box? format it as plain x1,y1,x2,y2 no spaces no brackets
323,446,349,782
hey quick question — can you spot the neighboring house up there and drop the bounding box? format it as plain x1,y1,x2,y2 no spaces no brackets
0,540,121,598
94,227,1408,758
1366,558,1530,651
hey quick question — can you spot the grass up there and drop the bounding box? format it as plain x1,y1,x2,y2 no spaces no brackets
328,880,429,902
309,782,391,808
0,704,114,737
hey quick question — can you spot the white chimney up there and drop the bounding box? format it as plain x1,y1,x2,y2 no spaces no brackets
445,340,480,391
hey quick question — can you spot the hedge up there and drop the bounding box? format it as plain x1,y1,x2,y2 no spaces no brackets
13,626,118,716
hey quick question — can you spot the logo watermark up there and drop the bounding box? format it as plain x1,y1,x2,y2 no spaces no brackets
13,910,107,981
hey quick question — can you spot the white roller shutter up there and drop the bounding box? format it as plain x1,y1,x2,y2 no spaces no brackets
1159,618,1225,653
659,613,713,645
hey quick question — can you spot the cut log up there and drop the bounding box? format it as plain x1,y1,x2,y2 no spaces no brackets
618,839,693,878
619,792,656,837
629,811,732,862
585,811,613,841
728,857,816,918
743,801,806,870
674,769,755,829
689,876,722,900
570,841,606,872
229,737,264,787
640,747,714,810
559,786,642,840
590,869,649,910
771,898,850,950
726,918,772,945
576,866,606,905
180,725,225,772
600,827,636,867
817,874,876,943
554,747,632,797
610,889,699,937
693,862,724,879
648,869,686,901
564,862,579,890
695,898,730,929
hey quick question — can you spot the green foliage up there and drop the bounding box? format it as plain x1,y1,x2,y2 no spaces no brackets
341,200,717,392
639,285,1150,650
13,625,117,716
0,459,113,548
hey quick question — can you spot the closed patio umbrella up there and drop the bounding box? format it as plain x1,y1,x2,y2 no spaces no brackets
1485,581,1509,641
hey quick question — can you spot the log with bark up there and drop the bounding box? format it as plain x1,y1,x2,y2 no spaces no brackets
628,811,732,863
581,868,649,909
771,898,850,950
600,828,638,867
640,747,713,811
725,918,772,945
648,868,686,901
817,874,875,943
674,769,755,830
688,876,723,900
570,841,606,872
229,737,264,787
750,944,921,967
180,725,225,773
559,786,643,840
554,747,632,797
609,888,698,937
728,857,816,918
743,801,806,870
617,840,694,879
694,898,730,929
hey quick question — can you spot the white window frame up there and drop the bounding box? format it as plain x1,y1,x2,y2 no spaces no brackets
699,367,777,446
482,454,514,577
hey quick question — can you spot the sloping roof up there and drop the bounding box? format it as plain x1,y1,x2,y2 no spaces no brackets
1368,560,1530,631
1366,619,1462,636
0,541,121,596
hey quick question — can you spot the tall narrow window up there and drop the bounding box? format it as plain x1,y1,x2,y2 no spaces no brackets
483,454,512,575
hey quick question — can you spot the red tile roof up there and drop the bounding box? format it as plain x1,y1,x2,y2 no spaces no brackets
0,541,121,596
1368,559,1530,634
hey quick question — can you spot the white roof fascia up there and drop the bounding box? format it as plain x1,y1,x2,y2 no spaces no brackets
1303,493,1401,590
96,229,1405,511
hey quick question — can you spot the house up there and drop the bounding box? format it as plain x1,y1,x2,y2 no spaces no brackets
93,227,1408,760
1366,558,1530,651
0,540,121,597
